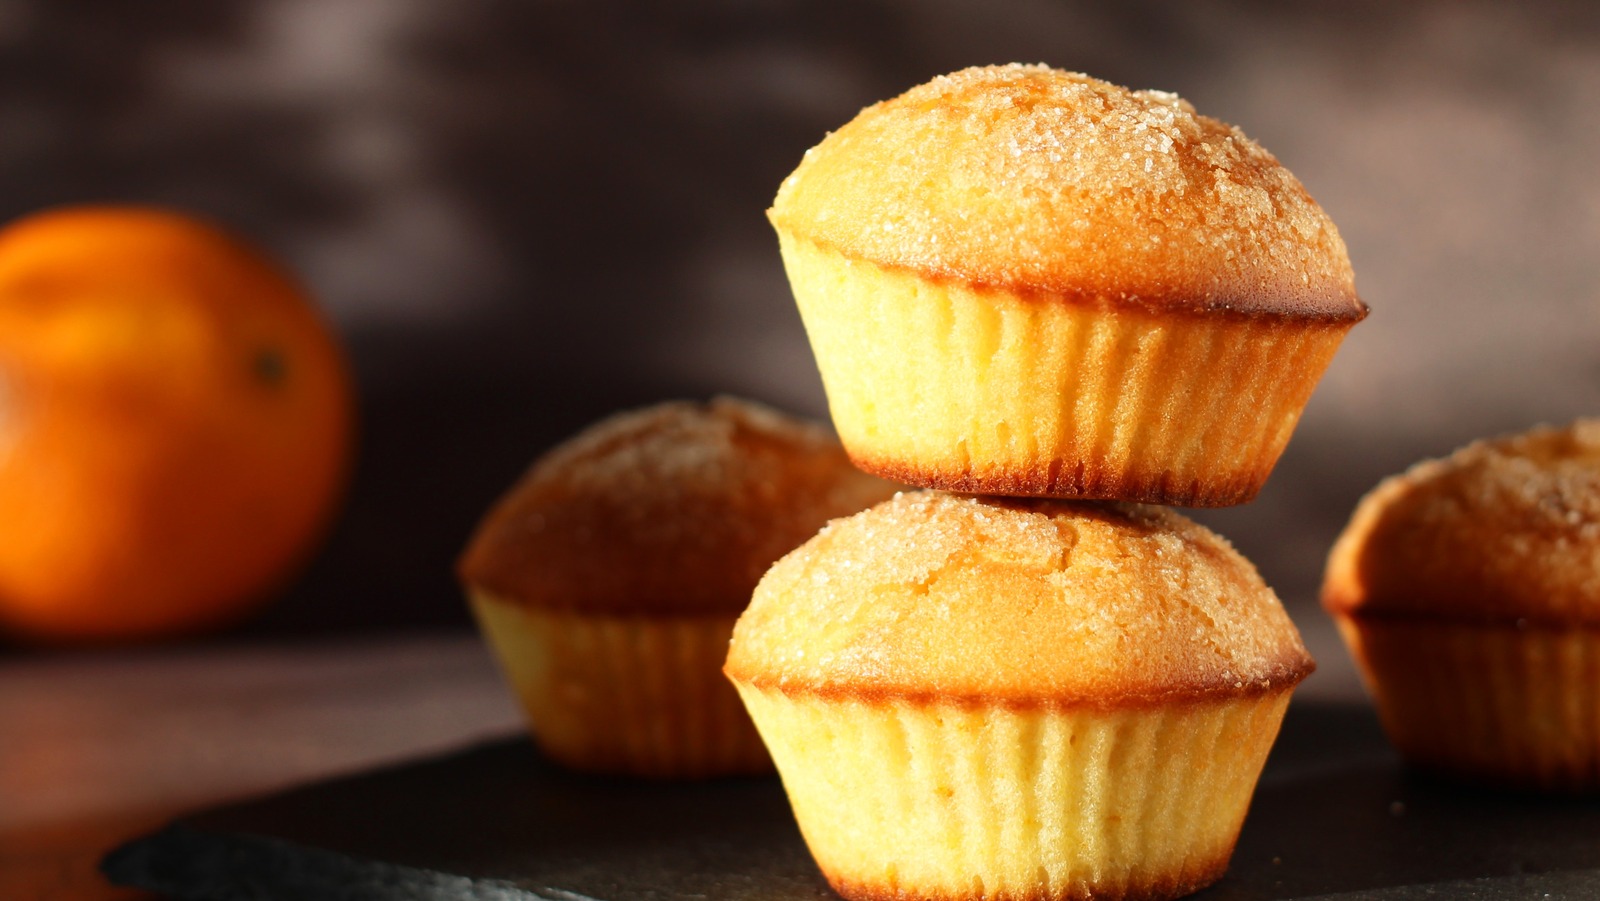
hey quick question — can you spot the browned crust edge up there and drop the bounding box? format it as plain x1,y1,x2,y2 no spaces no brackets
723,666,1312,713
1327,605,1600,632
780,228,1370,325
821,847,1233,901
463,585,759,619
464,586,741,621
850,453,1270,508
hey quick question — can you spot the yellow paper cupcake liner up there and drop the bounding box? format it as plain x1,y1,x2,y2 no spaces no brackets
779,234,1352,506
735,685,1292,901
1337,614,1600,791
470,590,771,778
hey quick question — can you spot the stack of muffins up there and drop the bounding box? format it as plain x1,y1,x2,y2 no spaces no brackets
460,63,1370,901
724,65,1367,901
458,56,1600,901
455,64,1600,901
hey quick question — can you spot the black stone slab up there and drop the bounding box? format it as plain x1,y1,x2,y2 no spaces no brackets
104,701,1600,901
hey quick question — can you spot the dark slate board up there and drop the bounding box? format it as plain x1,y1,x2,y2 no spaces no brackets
104,701,1600,901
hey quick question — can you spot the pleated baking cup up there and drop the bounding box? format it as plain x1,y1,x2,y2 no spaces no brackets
1336,613,1600,792
734,685,1293,901
468,590,771,778
778,234,1354,506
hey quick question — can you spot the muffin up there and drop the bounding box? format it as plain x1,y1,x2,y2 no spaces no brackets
727,491,1313,901
770,64,1366,506
458,397,896,778
1324,420,1600,791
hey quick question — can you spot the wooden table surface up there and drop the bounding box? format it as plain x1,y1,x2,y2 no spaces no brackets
0,632,523,901
0,621,1362,901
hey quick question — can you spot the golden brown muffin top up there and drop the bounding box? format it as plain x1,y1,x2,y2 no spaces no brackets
726,491,1312,709
458,398,898,616
1324,420,1600,626
770,64,1364,322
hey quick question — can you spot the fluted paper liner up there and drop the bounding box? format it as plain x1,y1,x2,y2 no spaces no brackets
470,590,771,778
736,685,1292,901
1337,614,1600,791
779,235,1353,506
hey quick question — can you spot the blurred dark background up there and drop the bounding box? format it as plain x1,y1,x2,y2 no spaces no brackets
4,0,1599,650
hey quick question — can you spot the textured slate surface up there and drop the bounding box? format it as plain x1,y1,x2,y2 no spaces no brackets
104,701,1600,900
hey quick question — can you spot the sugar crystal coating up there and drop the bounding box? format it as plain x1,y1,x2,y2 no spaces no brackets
1325,420,1600,625
771,64,1363,319
458,397,898,615
728,491,1313,706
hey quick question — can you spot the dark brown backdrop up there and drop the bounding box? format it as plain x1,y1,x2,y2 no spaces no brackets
3,0,1599,639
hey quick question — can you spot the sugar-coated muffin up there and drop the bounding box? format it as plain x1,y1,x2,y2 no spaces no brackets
458,397,897,778
1324,420,1600,791
770,64,1366,506
727,491,1312,901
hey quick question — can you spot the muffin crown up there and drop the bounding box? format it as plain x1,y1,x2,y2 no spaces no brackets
458,397,896,615
727,491,1312,708
770,64,1363,321
1324,420,1600,626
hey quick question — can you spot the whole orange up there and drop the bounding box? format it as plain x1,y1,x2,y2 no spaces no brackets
0,206,354,643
